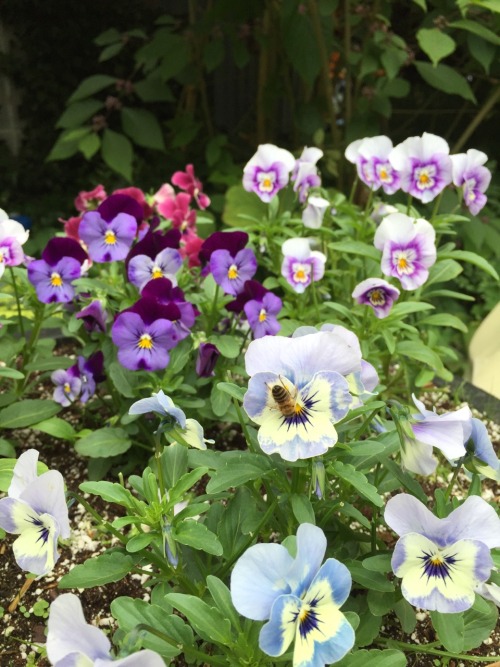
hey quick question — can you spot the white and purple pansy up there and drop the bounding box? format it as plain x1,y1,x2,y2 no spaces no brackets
243,332,356,461
450,148,491,216
281,237,326,294
128,247,183,292
345,135,400,194
302,195,330,229
231,523,355,667
46,593,165,667
374,212,436,290
0,450,70,576
0,209,29,278
293,162,322,203
352,277,400,319
385,494,500,613
400,394,472,475
388,132,452,203
243,144,296,203
51,368,82,407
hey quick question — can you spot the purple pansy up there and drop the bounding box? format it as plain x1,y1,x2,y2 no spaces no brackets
345,135,400,194
385,494,500,613
125,228,181,271
209,244,257,296
243,144,296,202
227,280,282,338
352,277,400,318
142,278,198,342
28,238,87,304
450,149,492,216
79,194,143,263
128,247,183,292
281,237,326,293
51,368,82,407
466,418,500,481
76,352,105,403
111,298,178,371
388,133,452,203
75,300,107,333
374,212,436,290
196,342,220,377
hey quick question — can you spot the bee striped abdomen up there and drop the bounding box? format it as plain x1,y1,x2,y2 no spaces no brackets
271,383,297,417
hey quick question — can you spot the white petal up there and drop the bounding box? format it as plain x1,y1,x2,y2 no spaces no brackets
444,496,500,549
9,449,39,499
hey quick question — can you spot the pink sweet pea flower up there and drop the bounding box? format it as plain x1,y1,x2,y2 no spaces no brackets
172,164,210,209
157,192,197,232
74,185,107,213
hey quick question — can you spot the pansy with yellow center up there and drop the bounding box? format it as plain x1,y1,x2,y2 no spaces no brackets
352,277,400,319
374,212,436,290
451,148,492,216
243,143,296,203
28,256,82,304
385,494,500,613
79,206,137,263
345,135,401,194
231,524,355,666
0,210,29,279
128,247,183,292
209,246,257,296
281,238,326,294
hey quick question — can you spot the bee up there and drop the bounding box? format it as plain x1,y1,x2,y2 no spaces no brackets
269,377,299,417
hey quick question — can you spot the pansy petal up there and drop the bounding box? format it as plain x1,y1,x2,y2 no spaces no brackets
20,470,70,539
470,418,500,471
12,509,59,575
393,533,492,613
52,653,94,667
259,594,300,656
412,421,468,460
8,449,39,499
443,496,500,549
128,396,168,415
47,593,111,664
400,435,438,476
384,494,444,542
112,650,166,667
231,543,293,620
179,419,207,450
286,524,327,597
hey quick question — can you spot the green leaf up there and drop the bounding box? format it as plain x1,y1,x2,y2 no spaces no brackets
111,596,191,658
282,12,321,84
121,107,165,151
439,250,499,280
216,382,246,402
0,438,15,457
417,28,456,65
204,39,225,72
394,598,417,633
32,417,76,440
430,611,464,653
126,532,154,552
367,590,397,616
386,301,434,318
94,28,121,46
108,361,137,398
101,129,133,181
168,468,209,505
210,383,232,418
380,46,408,80
75,427,132,458
425,258,463,286
291,494,316,524
467,33,496,73
396,340,444,371
222,184,267,228
206,575,241,631
329,241,381,261
419,313,468,332
411,0,426,9
0,399,61,429
68,75,117,103
362,554,392,572
336,649,407,667
172,521,223,556
59,551,135,588
165,593,232,645
56,99,103,129
99,42,124,62
347,561,395,591
80,481,137,508
79,132,100,159
134,77,174,102
0,367,24,379
216,487,253,559
462,598,498,650
331,461,383,507
414,61,476,102
206,453,273,494
208,334,241,358
450,18,500,45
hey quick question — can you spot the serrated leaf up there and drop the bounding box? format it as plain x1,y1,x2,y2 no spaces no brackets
75,427,131,458
101,129,133,181
414,61,476,102
173,521,223,556
59,551,135,588
121,107,165,151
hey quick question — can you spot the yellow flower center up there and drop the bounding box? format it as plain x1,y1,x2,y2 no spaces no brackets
227,264,239,280
63,382,71,394
295,269,306,280
430,555,444,566
259,172,275,192
258,308,267,322
298,604,311,622
151,266,163,279
104,230,117,245
137,333,154,350
0,251,4,263
50,272,63,287
397,257,408,270
369,289,385,305
419,172,429,185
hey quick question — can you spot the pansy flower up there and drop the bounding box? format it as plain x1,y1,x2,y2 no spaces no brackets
128,246,183,292
227,280,282,338
79,194,141,263
388,133,452,203
209,239,257,296
172,164,210,209
302,195,330,229
75,299,107,333
125,228,181,272
293,162,321,203
46,593,165,667
464,417,500,481
352,277,400,318
450,149,491,216
243,332,355,461
374,212,436,290
195,342,220,377
281,237,326,294
385,494,500,613
0,209,29,278
0,449,70,575
111,298,178,371
51,368,82,407
76,352,105,404
345,135,400,194
400,395,472,475
142,277,198,342
113,186,153,219
179,228,204,268
231,523,355,666
292,146,323,179
243,144,296,202
28,238,88,304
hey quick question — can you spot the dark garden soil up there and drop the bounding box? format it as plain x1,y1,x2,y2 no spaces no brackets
0,388,499,666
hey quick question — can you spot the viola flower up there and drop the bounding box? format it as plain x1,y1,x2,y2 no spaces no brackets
293,162,321,203
352,277,400,318
46,593,165,667
227,280,282,338
156,192,197,232
172,164,210,209
75,300,107,333
74,184,107,212
28,237,88,304
196,342,220,377
128,247,183,292
292,146,323,179
113,186,153,219
450,149,491,216
79,208,138,263
111,298,178,371
281,237,326,293
385,494,500,612
374,212,436,290
0,211,29,278
243,144,296,203
51,368,82,406
400,395,472,475
302,195,330,229
199,231,248,270
76,352,105,404
465,418,500,481
0,449,70,575
370,202,399,225
388,133,452,203
231,523,354,665
345,135,400,194
142,278,198,342
125,228,181,272
243,332,355,461
210,245,257,296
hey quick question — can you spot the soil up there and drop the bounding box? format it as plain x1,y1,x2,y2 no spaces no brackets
0,389,499,667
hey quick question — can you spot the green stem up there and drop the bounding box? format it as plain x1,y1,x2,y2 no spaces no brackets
348,175,359,204
67,491,127,544
444,456,465,502
310,280,321,322
430,191,443,223
353,407,381,439
8,267,25,339
377,638,500,662
233,398,256,453
207,284,220,334
154,431,166,501
406,194,413,216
